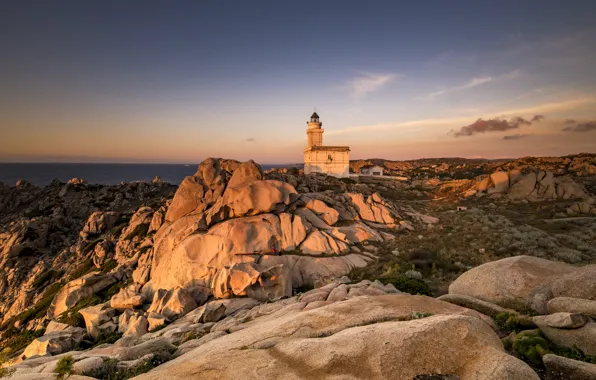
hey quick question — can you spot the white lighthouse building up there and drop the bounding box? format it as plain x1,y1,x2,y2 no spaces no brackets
303,112,350,178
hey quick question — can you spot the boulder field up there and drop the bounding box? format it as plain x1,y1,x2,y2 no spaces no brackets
3,158,596,379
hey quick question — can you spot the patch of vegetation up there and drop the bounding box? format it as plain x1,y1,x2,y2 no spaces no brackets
293,283,315,295
503,328,596,371
0,281,65,335
411,311,433,319
100,259,118,273
495,312,536,333
90,332,123,349
55,355,74,380
32,269,60,289
124,224,149,241
67,258,96,281
379,276,432,296
83,356,167,380
0,329,44,357
57,295,103,327
0,367,15,378
81,237,104,255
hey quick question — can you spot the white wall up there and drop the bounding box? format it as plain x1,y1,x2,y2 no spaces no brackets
361,166,383,176
304,149,350,178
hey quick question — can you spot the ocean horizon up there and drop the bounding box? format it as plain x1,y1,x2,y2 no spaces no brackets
0,162,302,187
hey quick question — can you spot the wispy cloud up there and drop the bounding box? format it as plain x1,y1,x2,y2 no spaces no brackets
346,73,397,99
326,97,596,136
421,69,521,100
245,138,256,142
503,134,531,140
562,121,596,133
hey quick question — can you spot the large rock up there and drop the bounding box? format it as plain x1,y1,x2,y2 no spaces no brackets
210,262,291,301
166,158,235,222
80,211,119,238
22,327,85,359
533,320,596,356
448,256,576,313
305,199,339,226
507,172,537,200
549,265,596,300
48,272,117,318
346,193,395,224
226,160,263,189
487,171,510,194
79,302,117,339
110,287,144,310
543,354,596,380
206,180,297,225
147,287,198,321
532,312,588,329
133,295,537,380
555,176,590,199
547,297,596,318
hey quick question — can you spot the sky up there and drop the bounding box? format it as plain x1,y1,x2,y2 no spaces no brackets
2,0,596,164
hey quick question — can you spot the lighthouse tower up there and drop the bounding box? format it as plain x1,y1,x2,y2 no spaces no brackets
306,112,324,147
303,112,350,178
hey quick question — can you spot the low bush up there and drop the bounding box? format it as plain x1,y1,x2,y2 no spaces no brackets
55,355,73,380
124,224,149,241
380,276,432,296
84,356,167,380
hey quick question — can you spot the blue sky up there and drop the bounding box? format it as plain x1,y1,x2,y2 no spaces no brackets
2,0,596,163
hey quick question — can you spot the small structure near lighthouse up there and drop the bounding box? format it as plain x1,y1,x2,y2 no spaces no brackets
303,112,350,178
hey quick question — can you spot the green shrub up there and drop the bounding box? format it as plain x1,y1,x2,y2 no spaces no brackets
411,311,433,319
508,329,550,365
124,224,149,241
0,329,44,356
57,295,103,327
100,259,118,273
55,355,73,379
90,332,123,349
495,312,535,333
31,270,58,289
84,357,164,380
0,367,15,378
67,259,96,281
380,276,432,296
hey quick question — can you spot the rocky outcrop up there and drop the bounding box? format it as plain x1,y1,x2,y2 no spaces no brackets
79,302,117,339
146,158,404,302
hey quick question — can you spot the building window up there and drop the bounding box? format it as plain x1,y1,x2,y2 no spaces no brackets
327,154,333,161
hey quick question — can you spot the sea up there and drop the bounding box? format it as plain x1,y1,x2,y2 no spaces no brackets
0,163,300,187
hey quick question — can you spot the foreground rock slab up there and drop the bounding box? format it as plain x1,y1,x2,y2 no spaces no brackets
543,354,596,380
133,295,537,380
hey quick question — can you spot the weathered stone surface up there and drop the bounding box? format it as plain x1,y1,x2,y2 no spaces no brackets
147,312,167,331
543,354,596,380
175,331,228,357
555,176,590,199
550,265,596,300
305,199,339,226
211,262,291,301
44,321,70,334
226,160,263,189
79,302,116,339
22,327,85,359
534,320,596,356
437,294,510,318
299,230,349,255
532,312,588,329
147,287,198,321
508,172,537,200
80,211,119,238
48,272,117,318
487,171,510,194
72,356,104,375
449,255,575,312
347,193,395,224
133,295,535,380
547,297,596,318
207,180,296,225
110,287,144,310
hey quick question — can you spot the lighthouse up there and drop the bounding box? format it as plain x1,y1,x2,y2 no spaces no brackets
303,112,350,178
